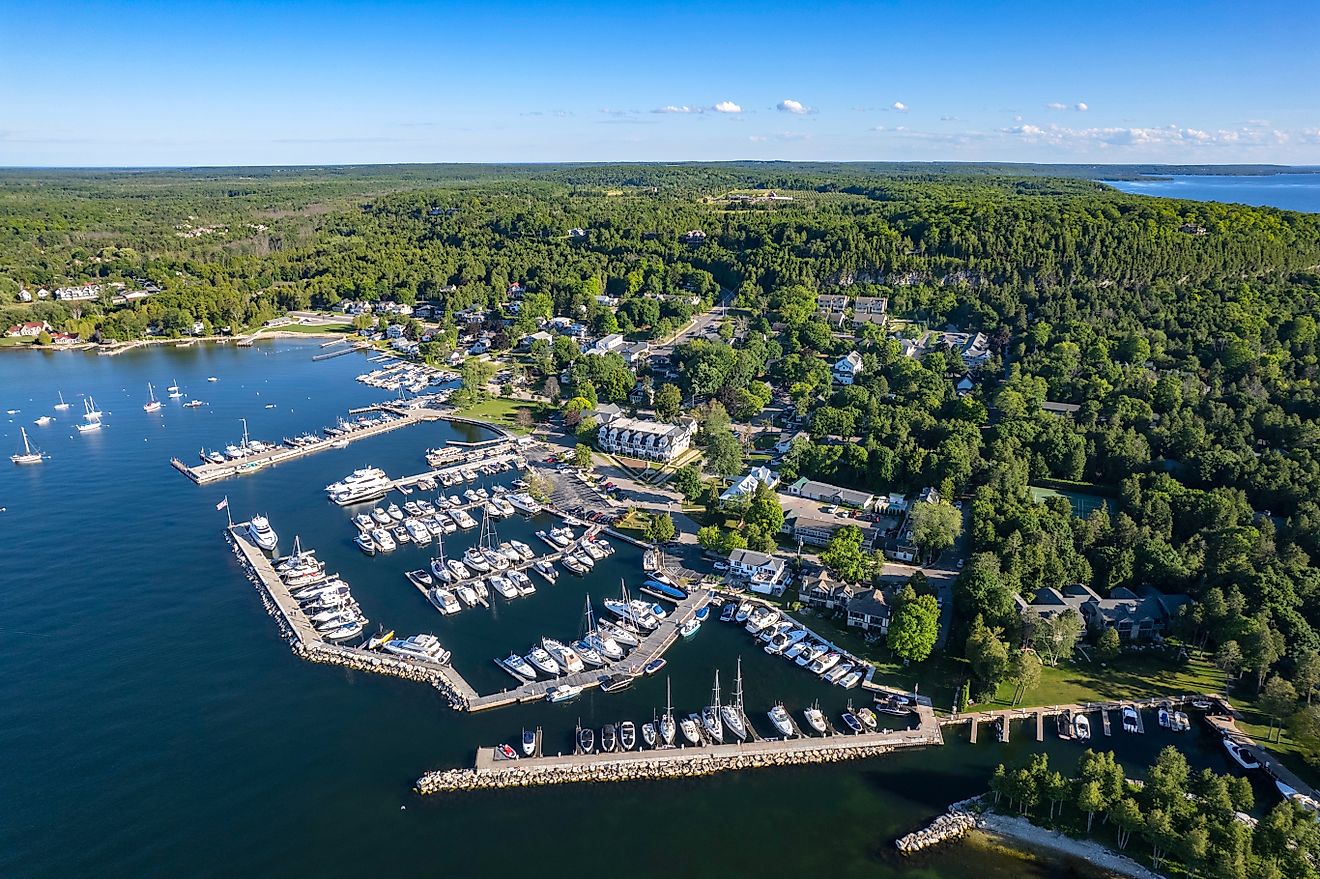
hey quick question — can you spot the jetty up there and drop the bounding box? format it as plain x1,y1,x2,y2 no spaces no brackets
944,695,1201,742
416,704,943,793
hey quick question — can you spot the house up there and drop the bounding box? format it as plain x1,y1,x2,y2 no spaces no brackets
519,330,554,350
1041,401,1081,417
898,337,926,359
49,332,79,345
719,466,780,502
727,548,790,596
583,333,625,357
619,341,650,366
878,493,909,514
1014,584,1192,642
386,324,405,339
798,568,857,611
916,486,941,505
783,511,880,550
775,430,809,455
954,374,975,396
628,382,654,406
851,296,889,325
816,294,849,325
680,229,707,245
595,410,696,462
568,228,587,239
846,588,893,634
17,288,32,303
53,284,101,301
960,331,991,365
507,282,526,297
833,351,864,385
785,477,876,511
5,320,50,338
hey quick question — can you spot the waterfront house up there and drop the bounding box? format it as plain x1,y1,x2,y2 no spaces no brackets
846,588,893,634
833,351,864,385
727,548,790,596
5,320,50,338
798,568,857,611
1014,584,1192,642
720,465,780,503
595,409,696,463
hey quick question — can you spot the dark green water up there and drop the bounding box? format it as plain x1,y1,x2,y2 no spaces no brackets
0,340,1265,878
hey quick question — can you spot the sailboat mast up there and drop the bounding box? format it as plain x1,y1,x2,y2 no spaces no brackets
734,657,744,710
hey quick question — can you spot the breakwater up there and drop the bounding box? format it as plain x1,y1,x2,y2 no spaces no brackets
895,796,982,853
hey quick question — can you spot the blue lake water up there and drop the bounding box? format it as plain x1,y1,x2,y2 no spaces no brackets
1103,172,1320,213
0,340,1273,878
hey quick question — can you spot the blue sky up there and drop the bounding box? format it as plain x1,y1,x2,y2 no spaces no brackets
3,0,1317,166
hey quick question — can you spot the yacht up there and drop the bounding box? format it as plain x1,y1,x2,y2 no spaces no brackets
768,704,794,737
796,642,827,667
247,515,278,551
167,380,183,399
386,503,405,522
143,383,162,413
543,639,585,674
745,606,780,635
428,588,460,615
83,397,103,421
455,585,479,607
507,493,542,514
1223,736,1261,770
572,550,596,570
446,558,472,581
767,627,808,656
530,559,558,584
720,659,749,741
462,547,491,573
481,547,509,571
54,392,70,411
382,634,451,665
641,722,658,749
33,415,52,426
490,575,518,599
405,519,431,544
11,427,44,465
323,620,365,641
810,652,842,675
328,468,392,506
527,647,562,677
571,638,605,667
546,684,581,703
661,679,677,745
509,539,535,560
735,601,752,623
352,513,373,530
502,654,537,681
509,570,535,596
561,555,587,575
701,672,725,743
453,509,477,529
803,702,828,734
824,661,854,685
589,630,623,661
370,528,396,552
354,533,376,555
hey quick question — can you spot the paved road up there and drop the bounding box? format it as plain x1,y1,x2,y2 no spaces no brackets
647,290,734,359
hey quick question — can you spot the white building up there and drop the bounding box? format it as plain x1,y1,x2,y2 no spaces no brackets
595,410,695,463
833,351,864,385
720,466,780,502
727,548,790,596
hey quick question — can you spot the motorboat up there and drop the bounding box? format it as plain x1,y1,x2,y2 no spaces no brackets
532,559,559,583
507,493,542,514
143,383,162,413
645,579,687,601
571,638,604,667
1223,737,1261,770
543,639,585,674
856,708,879,731
601,673,635,693
577,724,594,753
392,526,410,545
641,722,658,749
247,515,278,550
33,415,52,427
365,628,395,651
768,704,794,737
509,539,535,560
423,516,447,537
370,528,395,552
546,684,581,703
619,721,637,751
382,634,451,665
1073,713,1092,741
1158,703,1172,728
644,658,667,676
796,643,827,667
386,503,405,522
498,743,518,761
405,519,431,544
509,570,535,596
875,694,913,716
721,603,736,623
370,507,392,525
598,618,638,647
804,702,828,734
561,555,587,575
503,654,537,680
463,547,491,572
1057,710,1073,739
323,620,365,641
11,427,44,465
490,575,518,599
521,729,536,757
1121,706,1140,733
767,627,807,655
735,601,752,623
481,547,509,571
184,400,204,408
527,648,561,677
679,618,701,638
824,662,854,685
839,670,863,689
600,723,617,753
1171,711,1191,731
446,559,471,580
745,606,780,634
353,513,373,530
809,652,842,675
679,717,702,746
582,542,606,561
428,588,460,615
455,585,479,607
842,712,864,734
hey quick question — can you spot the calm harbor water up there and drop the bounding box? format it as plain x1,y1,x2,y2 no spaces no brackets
1104,172,1320,213
0,340,1268,877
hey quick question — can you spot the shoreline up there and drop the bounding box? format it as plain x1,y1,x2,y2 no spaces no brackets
0,328,357,352
971,813,1164,879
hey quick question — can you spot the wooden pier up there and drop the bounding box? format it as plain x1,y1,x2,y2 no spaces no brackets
466,589,714,712
944,695,1200,743
176,404,447,484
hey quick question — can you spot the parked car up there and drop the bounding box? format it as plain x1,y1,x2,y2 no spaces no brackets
713,561,730,571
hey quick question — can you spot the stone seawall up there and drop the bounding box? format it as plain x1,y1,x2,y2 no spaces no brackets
895,796,983,853
416,743,896,794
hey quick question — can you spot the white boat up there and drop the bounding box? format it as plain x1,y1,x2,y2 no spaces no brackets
809,652,841,675
455,585,478,607
509,570,535,596
768,704,793,737
680,618,701,638
796,643,827,667
507,493,542,514
1073,713,1092,741
428,588,460,615
184,400,204,408
546,684,582,703
143,383,162,413
598,618,638,647
701,671,725,743
562,555,587,575
323,621,365,641
509,539,535,560
502,654,537,680
76,419,101,434
482,547,509,571
857,708,878,731
167,379,183,399
661,679,677,745
11,427,44,465
1223,736,1261,770
527,647,561,677
720,658,749,741
33,415,52,426
490,575,518,599
247,515,278,550
207,376,218,383
354,533,376,554
824,661,853,685
405,519,431,544
463,547,491,572
370,528,396,552
54,392,70,411
532,559,559,583
83,397,102,421
382,634,451,665
803,702,827,735
543,639,585,674
386,503,405,522
1121,706,1140,733
839,670,863,689
679,717,701,746
446,558,471,580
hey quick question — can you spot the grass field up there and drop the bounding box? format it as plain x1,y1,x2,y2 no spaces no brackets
268,322,354,334
451,396,546,434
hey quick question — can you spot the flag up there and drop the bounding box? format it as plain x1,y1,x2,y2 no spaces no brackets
216,497,228,511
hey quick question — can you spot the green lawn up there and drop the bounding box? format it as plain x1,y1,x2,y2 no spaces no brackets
274,321,354,334
984,652,1225,710
0,336,33,347
451,396,547,434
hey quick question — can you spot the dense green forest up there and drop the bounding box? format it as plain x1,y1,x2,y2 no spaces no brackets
5,163,1320,694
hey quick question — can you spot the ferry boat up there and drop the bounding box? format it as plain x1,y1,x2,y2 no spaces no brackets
246,515,278,551
546,684,581,703
382,633,450,665
527,647,561,677
502,654,537,681
10,427,44,465
143,383,162,413
768,704,794,737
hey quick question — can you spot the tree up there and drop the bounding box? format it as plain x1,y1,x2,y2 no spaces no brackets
1027,609,1085,666
1008,649,1042,705
1143,808,1177,869
1095,627,1121,661
1294,649,1320,705
744,482,784,536
672,464,704,502
542,375,561,401
573,443,593,470
654,383,682,421
909,501,962,564
645,513,676,544
1109,797,1142,850
513,407,535,430
1245,614,1287,692
1260,675,1298,742
525,470,554,503
703,428,745,477
887,585,940,662
965,615,1010,697
1077,779,1105,832
1215,640,1243,692
820,525,868,583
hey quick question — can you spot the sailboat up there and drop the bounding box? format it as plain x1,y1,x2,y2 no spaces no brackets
143,383,162,413
83,397,102,421
167,379,183,399
11,427,44,464
53,391,70,411
660,677,677,745
720,658,749,741
701,671,725,743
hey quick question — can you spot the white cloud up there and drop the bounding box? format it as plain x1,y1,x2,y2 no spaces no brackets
748,135,768,142
653,105,699,114
892,101,908,112
777,99,810,115
1002,121,1294,149
1075,102,1089,112
940,115,960,122
712,100,742,114
1044,102,1068,111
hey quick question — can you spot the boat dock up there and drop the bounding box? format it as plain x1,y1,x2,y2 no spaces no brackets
416,704,944,793
174,405,446,484
945,695,1200,743
466,589,714,713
